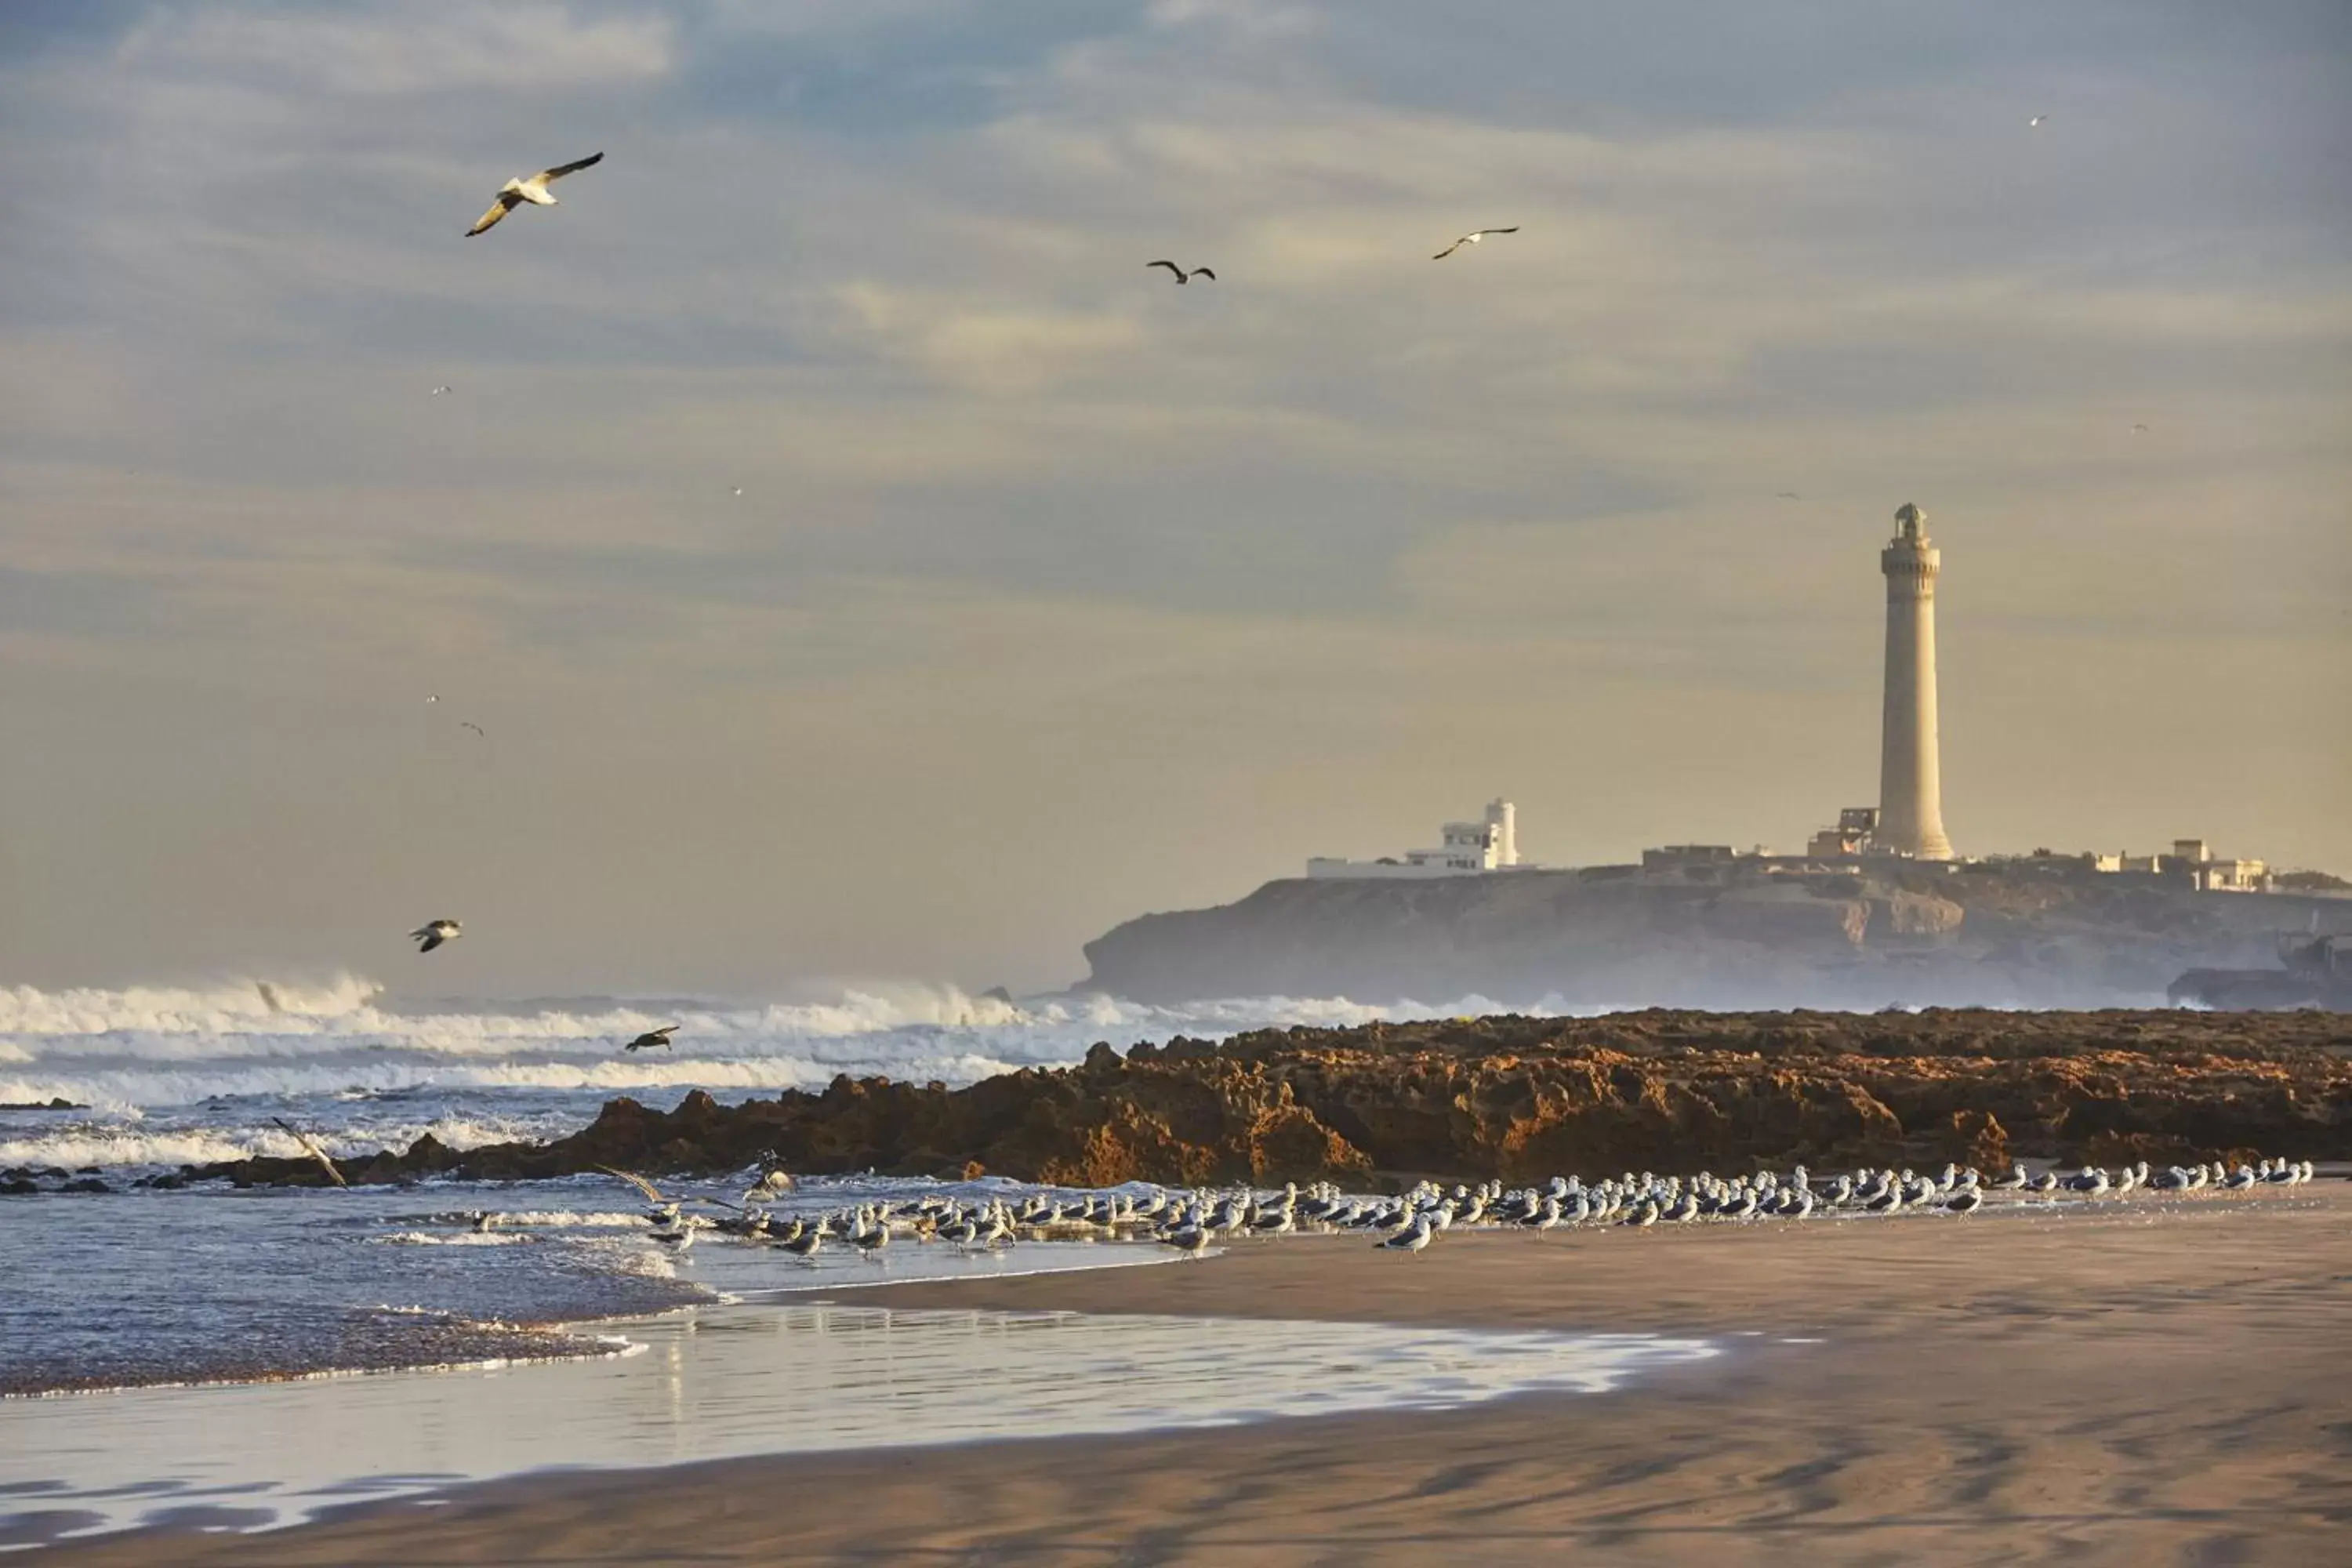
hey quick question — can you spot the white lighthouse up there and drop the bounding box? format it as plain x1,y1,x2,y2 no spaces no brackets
1877,503,1954,859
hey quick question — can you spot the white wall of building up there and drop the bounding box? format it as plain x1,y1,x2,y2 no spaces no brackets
1307,799,1526,879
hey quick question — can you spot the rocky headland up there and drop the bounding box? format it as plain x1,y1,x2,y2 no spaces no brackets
178,1008,2351,1191
1080,862,2352,1008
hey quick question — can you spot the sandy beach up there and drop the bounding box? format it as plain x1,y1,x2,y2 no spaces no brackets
45,1180,2350,1567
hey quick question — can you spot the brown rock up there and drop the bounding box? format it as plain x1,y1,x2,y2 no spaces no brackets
182,1009,2352,1189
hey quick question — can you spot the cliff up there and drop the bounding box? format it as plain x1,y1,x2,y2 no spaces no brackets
1080,864,2352,1007
179,1008,2352,1190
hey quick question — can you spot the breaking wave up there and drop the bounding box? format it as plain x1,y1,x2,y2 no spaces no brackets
0,975,389,1036
0,975,1574,1172
0,1115,545,1173
0,976,1545,1114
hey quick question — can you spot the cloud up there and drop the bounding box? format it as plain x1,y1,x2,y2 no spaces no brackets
115,3,674,95
0,0,2345,988
830,283,1149,394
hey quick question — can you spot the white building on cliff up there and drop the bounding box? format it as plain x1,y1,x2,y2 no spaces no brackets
1307,799,1522,879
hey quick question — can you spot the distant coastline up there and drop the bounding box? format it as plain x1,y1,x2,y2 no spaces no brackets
1078,859,2352,1009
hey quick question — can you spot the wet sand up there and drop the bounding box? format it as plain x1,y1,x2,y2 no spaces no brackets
53,1184,2352,1566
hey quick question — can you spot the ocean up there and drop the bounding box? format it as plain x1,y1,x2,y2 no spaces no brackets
0,978,1562,1396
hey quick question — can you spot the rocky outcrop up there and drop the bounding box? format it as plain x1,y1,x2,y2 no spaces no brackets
181,1009,2352,1190
1080,864,2352,1007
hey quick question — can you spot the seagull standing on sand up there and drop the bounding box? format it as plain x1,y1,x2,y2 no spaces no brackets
1161,1224,1211,1257
1380,1217,1435,1253
850,1211,891,1259
1433,227,1518,260
410,918,462,953
1146,260,1215,285
466,152,605,237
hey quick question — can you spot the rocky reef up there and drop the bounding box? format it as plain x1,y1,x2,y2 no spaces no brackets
182,1009,2351,1191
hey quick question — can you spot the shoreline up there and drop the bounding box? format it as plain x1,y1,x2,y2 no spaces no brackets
33,1181,2352,1566
0,1327,645,1403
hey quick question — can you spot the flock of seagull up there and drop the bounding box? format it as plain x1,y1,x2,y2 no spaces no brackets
508,1153,2317,1262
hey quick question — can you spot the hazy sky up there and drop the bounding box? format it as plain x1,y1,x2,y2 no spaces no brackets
2,2,2347,996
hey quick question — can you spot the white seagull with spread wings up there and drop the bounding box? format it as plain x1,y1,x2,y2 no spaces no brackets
1433,227,1518,260
466,152,604,237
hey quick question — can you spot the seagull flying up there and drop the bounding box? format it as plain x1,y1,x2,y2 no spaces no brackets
431,385,452,396
1776,491,1802,501
2029,115,2047,129
2130,423,2149,435
410,918,463,953
1433,227,1518,260
624,1025,680,1053
425,695,439,703
459,721,485,738
466,152,604,238
1146,261,1215,285
271,1117,348,1189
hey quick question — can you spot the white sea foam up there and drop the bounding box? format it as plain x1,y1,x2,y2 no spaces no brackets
597,1244,678,1281
0,1129,262,1170
368,1232,539,1247
0,975,387,1036
1,978,1595,1178
0,978,1570,1123
3,977,1044,1047
2,976,1542,1057
0,1114,543,1172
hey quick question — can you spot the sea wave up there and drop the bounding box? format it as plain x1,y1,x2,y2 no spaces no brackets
1,978,1582,1175
0,978,1557,1120
0,975,389,1036
0,1114,545,1172
0,977,1043,1044
0,976,1529,1052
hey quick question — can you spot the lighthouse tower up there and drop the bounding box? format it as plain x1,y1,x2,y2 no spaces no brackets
1877,503,1953,859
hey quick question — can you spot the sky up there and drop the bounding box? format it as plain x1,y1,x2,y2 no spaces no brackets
1,1,2346,997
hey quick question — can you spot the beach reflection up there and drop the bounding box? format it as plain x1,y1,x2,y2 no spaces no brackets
0,1305,1717,1542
